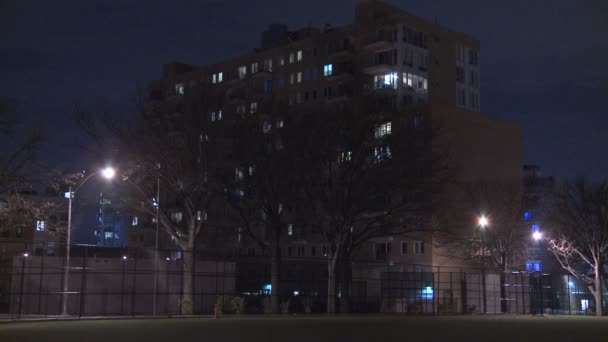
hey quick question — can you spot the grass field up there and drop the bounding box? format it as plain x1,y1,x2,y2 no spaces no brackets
1,315,607,342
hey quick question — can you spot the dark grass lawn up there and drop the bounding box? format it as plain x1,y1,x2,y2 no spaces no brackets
1,315,607,342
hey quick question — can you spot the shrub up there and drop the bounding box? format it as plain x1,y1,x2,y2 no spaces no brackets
281,299,290,314
231,296,246,315
215,295,231,314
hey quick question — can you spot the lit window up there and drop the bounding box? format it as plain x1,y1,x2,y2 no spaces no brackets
210,111,216,122
374,146,392,162
263,58,273,72
290,73,295,85
263,121,272,134
581,300,589,311
251,62,259,73
235,167,244,181
296,92,302,104
250,102,257,114
36,220,45,231
237,227,242,242
401,241,408,255
338,150,352,163
374,122,392,138
415,240,425,255
217,110,223,120
287,224,293,236
297,50,302,61
104,232,113,239
279,56,285,66
374,73,398,89
421,286,434,300
248,165,255,176
289,52,295,63
131,217,138,226
276,120,284,128
212,74,217,84
196,210,207,221
175,83,185,95
323,64,333,76
171,212,183,224
402,72,427,92
218,72,223,82
238,66,247,79
297,72,302,83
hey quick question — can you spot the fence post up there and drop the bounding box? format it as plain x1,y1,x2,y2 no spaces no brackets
18,249,26,319
38,242,45,315
120,258,126,315
79,246,88,318
131,252,137,316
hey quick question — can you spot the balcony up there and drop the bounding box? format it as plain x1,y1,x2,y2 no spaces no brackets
363,31,396,51
326,63,354,81
363,63,394,75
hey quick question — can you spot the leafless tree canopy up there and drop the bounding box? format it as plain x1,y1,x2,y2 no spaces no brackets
546,179,608,315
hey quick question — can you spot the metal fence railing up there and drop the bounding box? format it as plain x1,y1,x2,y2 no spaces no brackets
0,240,601,319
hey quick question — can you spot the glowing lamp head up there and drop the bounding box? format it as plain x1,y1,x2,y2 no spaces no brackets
23,252,29,257
478,216,489,228
122,255,127,260
102,167,116,179
532,231,543,241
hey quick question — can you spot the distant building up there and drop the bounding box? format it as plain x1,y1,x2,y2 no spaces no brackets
522,165,560,272
94,192,129,248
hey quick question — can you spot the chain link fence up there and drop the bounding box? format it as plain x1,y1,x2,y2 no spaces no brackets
0,241,600,319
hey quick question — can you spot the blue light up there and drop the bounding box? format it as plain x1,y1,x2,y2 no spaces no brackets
568,281,574,288
263,284,272,294
421,286,434,300
531,224,539,232
524,212,531,221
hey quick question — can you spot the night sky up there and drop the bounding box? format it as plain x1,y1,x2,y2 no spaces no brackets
1,0,607,180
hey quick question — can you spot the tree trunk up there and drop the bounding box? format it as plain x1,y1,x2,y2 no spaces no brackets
181,247,194,314
327,254,338,314
270,245,281,314
595,267,603,316
338,254,353,313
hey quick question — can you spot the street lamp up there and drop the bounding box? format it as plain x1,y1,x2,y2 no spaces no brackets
478,215,488,314
532,231,543,241
61,166,115,316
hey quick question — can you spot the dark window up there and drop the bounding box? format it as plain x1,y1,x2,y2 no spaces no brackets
278,78,285,88
287,246,292,257
312,90,317,99
311,246,316,256
313,48,317,56
312,67,319,80
304,69,311,80
401,241,408,255
264,80,273,93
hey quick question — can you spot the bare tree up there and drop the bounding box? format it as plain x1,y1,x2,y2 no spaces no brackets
0,97,45,192
295,100,442,313
546,179,608,316
74,85,226,314
225,98,299,314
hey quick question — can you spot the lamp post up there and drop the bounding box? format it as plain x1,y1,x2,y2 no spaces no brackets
153,172,160,316
61,166,115,316
531,229,543,316
478,215,488,314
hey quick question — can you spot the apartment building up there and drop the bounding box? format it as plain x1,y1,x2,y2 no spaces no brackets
142,0,522,272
